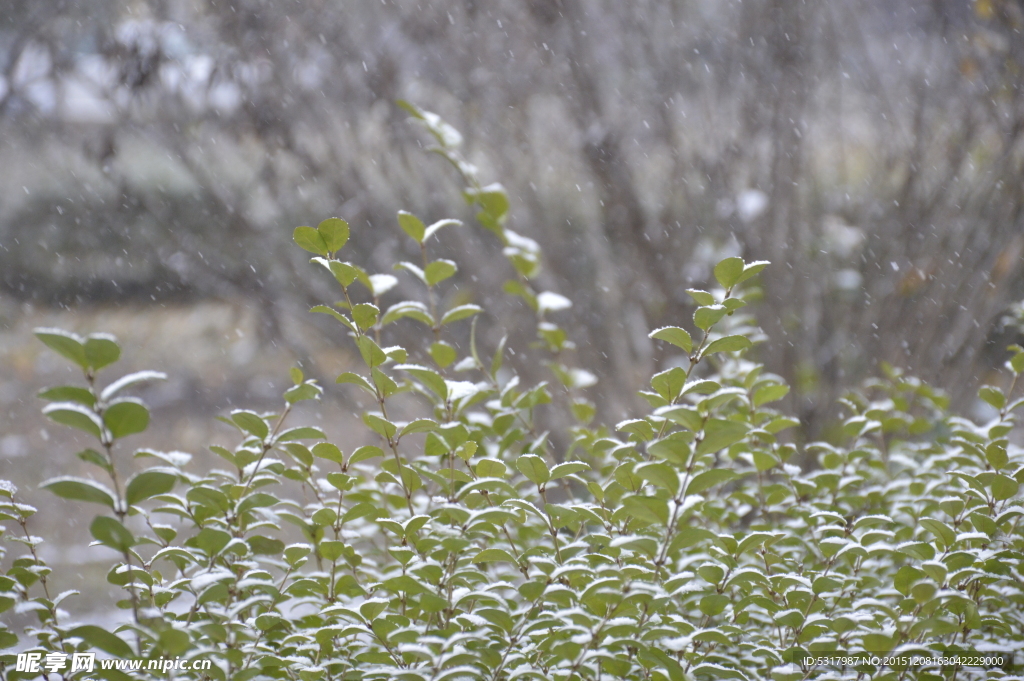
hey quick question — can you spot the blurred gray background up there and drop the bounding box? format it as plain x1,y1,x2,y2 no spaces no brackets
2,1,1024,613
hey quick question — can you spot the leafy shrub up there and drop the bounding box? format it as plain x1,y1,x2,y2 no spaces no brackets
1,105,1023,681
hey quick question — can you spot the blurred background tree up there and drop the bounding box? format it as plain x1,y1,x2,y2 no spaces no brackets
2,0,1023,447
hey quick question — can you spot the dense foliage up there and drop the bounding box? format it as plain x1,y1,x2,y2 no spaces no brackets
1,107,1023,681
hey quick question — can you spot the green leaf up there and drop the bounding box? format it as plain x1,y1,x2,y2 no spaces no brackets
897,542,935,561
647,434,692,464
617,418,656,441
694,305,727,331
396,364,448,399
425,259,457,285
400,419,438,436
382,301,435,327
862,633,894,654
765,416,799,433
363,412,397,439
646,650,689,681
684,379,721,395
687,469,738,495
919,518,956,548
310,304,355,331
90,516,135,552
255,614,283,632
1009,346,1024,374
490,334,508,377
979,386,1005,410
504,280,538,308
684,663,749,679
395,260,427,285
474,548,517,563
84,334,121,371
374,369,403,400
637,462,679,497
424,218,461,241
476,458,507,478
651,367,687,401
187,485,230,511
686,289,716,306
276,426,327,442
68,625,134,658
326,260,368,288
99,370,167,401
231,410,269,439
700,593,731,617
753,384,790,407
104,399,149,439
441,304,483,325
910,581,936,604
991,474,1019,501
752,451,779,472
723,298,747,313
550,461,590,480
317,217,349,252
383,575,427,595
249,535,285,555
671,526,717,551
357,335,387,368
43,402,103,439
312,443,345,464
702,335,752,357
649,326,693,353
78,447,111,470
336,372,376,395
397,99,426,119
736,531,776,555
656,406,703,433
42,476,115,509
158,629,190,656
294,226,329,256
466,183,510,220
319,540,345,562
125,470,176,506
191,527,231,556
985,443,1008,470
516,454,550,485
349,445,384,465
397,210,426,242
38,385,96,407
360,598,389,620
430,341,457,368
236,492,278,515
284,382,321,404
571,398,596,424
622,495,669,525
456,441,478,462
894,565,924,596
351,303,379,331
736,260,770,284
283,544,312,566
713,257,745,289
34,327,88,368
697,419,748,455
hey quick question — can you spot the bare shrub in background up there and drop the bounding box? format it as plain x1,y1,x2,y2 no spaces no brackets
1,0,1023,434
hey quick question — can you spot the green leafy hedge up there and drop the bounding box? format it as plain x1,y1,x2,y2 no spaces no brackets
1,105,1023,681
